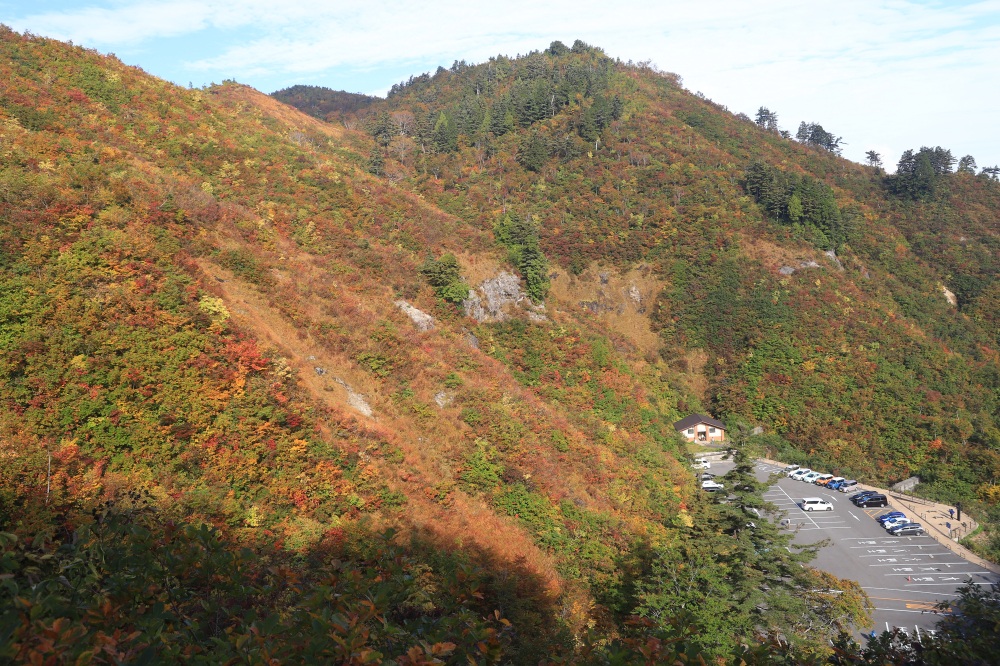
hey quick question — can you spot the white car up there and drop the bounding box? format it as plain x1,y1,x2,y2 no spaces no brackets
692,458,711,470
801,497,834,511
701,480,725,491
783,464,800,474
883,516,912,530
789,468,812,480
801,472,822,483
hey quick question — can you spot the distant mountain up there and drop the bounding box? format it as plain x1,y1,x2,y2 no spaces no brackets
2,26,998,662
271,84,378,122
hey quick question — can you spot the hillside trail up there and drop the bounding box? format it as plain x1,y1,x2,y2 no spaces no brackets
193,250,564,598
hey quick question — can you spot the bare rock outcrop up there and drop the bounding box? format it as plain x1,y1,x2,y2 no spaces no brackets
394,299,435,331
463,271,546,322
332,377,373,417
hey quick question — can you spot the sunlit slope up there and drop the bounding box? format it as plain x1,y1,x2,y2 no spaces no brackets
0,28,704,627
292,42,1000,505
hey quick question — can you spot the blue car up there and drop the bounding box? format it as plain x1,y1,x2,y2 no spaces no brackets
877,511,906,524
828,480,845,490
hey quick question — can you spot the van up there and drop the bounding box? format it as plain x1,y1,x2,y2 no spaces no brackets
692,458,711,470
856,494,889,508
801,497,834,512
838,480,858,493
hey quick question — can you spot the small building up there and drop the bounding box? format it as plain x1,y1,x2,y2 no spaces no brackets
673,414,726,443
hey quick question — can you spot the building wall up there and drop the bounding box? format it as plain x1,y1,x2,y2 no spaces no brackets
680,424,726,442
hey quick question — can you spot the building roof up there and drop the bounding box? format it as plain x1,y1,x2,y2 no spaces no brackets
673,413,727,431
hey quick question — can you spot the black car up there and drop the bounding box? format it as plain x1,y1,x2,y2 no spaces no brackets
850,491,880,504
855,494,889,508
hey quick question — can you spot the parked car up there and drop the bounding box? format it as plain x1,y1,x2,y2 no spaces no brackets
889,524,926,536
701,472,716,480
701,480,725,491
883,516,912,530
784,464,801,474
856,494,889,508
814,474,835,485
801,471,822,483
823,476,845,488
837,480,859,492
789,468,812,480
876,511,906,524
801,497,834,512
692,458,711,470
849,490,879,503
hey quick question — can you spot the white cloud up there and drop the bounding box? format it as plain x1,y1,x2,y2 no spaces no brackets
8,0,1000,166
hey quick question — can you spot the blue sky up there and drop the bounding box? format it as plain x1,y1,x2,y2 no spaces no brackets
4,0,1000,169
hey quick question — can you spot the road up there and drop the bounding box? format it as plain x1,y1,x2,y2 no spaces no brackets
706,459,999,636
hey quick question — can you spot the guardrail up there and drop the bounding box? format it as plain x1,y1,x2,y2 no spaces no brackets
888,490,935,507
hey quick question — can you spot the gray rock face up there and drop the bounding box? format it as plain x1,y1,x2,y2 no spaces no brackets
463,272,546,322
626,283,642,305
332,377,373,417
824,249,844,271
394,299,435,332
779,266,796,275
464,330,480,349
434,391,454,408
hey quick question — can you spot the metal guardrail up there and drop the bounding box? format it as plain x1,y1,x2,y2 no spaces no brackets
888,490,935,507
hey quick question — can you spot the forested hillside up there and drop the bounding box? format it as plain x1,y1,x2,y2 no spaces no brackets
295,40,1000,558
1,28,998,663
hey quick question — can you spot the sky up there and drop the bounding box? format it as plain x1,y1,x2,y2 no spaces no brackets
4,0,1000,169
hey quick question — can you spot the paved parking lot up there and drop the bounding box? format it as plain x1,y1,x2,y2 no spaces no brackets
708,459,1000,635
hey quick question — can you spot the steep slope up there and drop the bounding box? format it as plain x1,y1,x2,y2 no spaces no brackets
0,27,877,663
298,40,1000,559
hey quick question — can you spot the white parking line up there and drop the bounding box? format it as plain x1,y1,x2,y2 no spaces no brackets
850,545,946,550
868,561,968,574
887,571,990,576
863,587,959,596
858,552,952,557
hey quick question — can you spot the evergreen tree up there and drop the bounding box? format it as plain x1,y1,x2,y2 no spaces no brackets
958,154,978,174
517,132,549,172
494,214,549,301
796,121,843,154
754,106,779,132
419,254,470,303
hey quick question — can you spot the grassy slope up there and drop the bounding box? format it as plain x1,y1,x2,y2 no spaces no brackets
0,29,708,651
311,46,1000,556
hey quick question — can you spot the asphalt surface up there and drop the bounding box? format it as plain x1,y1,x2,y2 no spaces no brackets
705,459,1000,636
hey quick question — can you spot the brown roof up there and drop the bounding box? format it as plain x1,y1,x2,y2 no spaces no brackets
673,413,726,431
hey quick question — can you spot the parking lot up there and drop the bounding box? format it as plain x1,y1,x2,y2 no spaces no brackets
708,459,1000,635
